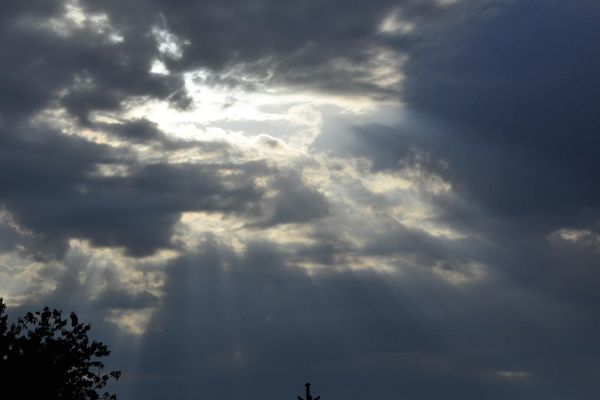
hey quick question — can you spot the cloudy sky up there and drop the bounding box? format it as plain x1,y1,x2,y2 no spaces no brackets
1,0,600,398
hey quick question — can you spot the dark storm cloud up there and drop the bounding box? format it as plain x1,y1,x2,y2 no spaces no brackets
0,0,62,23
127,240,441,399
317,6,600,396
0,2,187,125
0,220,19,253
93,288,159,311
363,223,458,261
412,2,600,225
79,0,449,98
103,238,598,400
1,0,341,259
309,3,600,396
0,0,446,135
8,247,161,333
0,0,194,258
544,228,600,305
95,118,233,152
0,122,271,257
339,0,600,228
1,119,329,258
252,173,329,227
0,2,66,119
99,119,167,143
313,0,600,283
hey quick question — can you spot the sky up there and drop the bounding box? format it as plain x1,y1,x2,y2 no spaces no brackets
1,0,599,398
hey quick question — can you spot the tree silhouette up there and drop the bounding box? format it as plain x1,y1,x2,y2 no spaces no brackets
0,298,120,399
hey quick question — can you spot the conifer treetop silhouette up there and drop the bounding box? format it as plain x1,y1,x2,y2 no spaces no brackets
0,298,120,399
298,382,320,400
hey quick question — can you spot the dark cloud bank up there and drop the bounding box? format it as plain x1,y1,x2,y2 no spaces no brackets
1,0,600,399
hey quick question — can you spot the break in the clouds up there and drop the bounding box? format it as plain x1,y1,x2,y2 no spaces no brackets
1,0,600,399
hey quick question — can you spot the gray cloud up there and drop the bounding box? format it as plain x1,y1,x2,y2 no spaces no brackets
93,288,159,311
0,119,332,258
252,173,329,227
78,0,449,98
0,126,268,257
338,0,600,226
315,0,600,292
102,238,598,400
1,0,349,258
0,5,186,125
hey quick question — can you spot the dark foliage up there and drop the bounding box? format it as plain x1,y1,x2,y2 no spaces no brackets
0,298,120,399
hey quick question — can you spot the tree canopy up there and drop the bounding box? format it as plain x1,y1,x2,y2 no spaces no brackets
0,298,120,399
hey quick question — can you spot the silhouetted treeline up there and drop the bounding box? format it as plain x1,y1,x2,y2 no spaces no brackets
0,298,120,399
